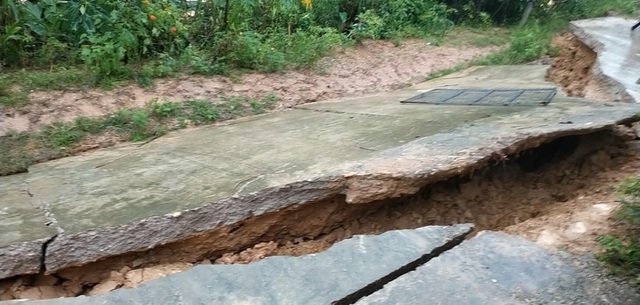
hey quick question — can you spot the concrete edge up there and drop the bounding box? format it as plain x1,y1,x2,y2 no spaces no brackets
568,21,635,103
43,178,345,272
333,224,474,305
0,238,50,279
38,110,640,275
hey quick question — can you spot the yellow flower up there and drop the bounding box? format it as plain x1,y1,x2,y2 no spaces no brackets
301,0,312,9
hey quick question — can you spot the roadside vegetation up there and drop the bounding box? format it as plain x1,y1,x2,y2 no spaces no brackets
1,0,635,97
0,94,278,175
0,0,638,175
597,177,640,285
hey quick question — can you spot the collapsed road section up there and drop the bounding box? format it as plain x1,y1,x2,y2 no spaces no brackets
2,16,640,302
1,62,640,301
2,83,640,296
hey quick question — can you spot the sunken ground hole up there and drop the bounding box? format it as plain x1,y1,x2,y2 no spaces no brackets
1,128,639,300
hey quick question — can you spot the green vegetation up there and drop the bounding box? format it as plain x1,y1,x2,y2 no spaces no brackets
0,94,279,175
597,177,640,285
0,0,636,106
441,27,511,48
474,0,638,65
0,0,464,90
0,67,88,106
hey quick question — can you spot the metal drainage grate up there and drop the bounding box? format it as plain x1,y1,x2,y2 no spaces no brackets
401,88,557,106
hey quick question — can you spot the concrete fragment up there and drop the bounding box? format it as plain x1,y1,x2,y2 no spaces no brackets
7,224,472,305
43,94,640,273
87,281,120,296
0,174,58,279
356,231,640,305
0,240,48,279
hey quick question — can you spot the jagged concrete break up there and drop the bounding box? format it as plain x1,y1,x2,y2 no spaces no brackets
3,225,473,305
356,231,640,305
42,96,640,274
570,17,640,102
0,175,58,277
1,65,640,282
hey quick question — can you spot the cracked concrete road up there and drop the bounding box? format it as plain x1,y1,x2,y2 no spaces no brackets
6,225,640,305
2,64,640,279
2,15,640,286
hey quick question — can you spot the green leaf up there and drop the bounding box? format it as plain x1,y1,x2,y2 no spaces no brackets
4,0,20,22
80,4,86,15
22,1,43,18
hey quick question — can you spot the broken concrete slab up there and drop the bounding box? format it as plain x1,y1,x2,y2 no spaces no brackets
7,224,473,305
320,95,640,204
356,231,640,305
45,96,640,272
570,17,640,102
1,65,640,278
0,174,58,278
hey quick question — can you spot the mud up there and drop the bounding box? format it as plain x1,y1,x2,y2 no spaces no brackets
2,127,639,301
546,33,613,102
0,40,496,136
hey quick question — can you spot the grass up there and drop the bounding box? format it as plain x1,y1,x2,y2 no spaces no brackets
424,62,471,81
0,94,280,175
0,84,29,107
597,177,640,285
0,67,89,107
441,27,511,48
0,28,345,108
472,18,566,66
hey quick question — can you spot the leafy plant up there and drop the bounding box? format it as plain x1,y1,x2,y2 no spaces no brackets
352,9,386,40
0,23,24,65
149,100,180,119
187,100,220,123
597,235,640,284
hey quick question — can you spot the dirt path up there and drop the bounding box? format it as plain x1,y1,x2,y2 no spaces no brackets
0,40,496,136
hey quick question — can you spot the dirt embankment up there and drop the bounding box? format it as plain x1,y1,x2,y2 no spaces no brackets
0,40,496,136
0,33,616,138
546,33,612,102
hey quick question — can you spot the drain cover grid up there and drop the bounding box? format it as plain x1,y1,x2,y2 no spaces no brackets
401,88,557,106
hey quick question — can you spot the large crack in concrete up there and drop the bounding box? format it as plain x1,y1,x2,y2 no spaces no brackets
42,115,637,274
332,230,470,305
2,19,640,301
1,90,639,302
39,235,57,274
1,64,636,282
22,182,65,275
2,124,638,300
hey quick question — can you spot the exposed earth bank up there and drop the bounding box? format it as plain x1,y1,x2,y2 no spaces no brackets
0,40,497,136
